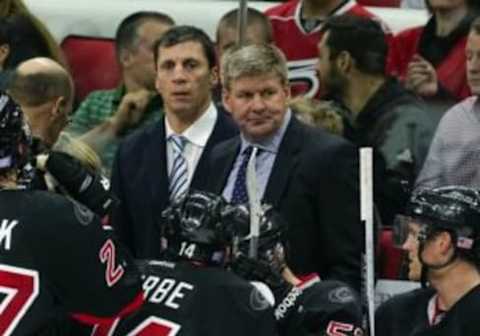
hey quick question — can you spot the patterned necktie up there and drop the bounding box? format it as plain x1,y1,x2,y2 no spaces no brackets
169,134,188,201
231,146,254,204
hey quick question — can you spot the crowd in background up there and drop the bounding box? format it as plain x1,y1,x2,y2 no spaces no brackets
1,0,480,334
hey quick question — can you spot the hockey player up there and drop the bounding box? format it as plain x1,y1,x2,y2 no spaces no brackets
229,204,364,336
0,91,144,335
92,191,278,336
376,186,480,335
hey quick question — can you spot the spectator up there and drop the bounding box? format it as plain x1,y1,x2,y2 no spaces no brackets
68,11,174,173
0,0,65,67
289,97,345,135
376,186,480,335
9,57,115,218
416,17,480,189
215,7,273,108
0,91,144,335
208,44,362,292
317,15,435,224
265,0,386,98
388,0,480,116
111,26,238,259
216,7,273,62
0,14,65,90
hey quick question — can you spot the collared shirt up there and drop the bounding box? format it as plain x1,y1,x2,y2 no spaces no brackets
415,96,480,189
223,109,292,202
68,85,162,171
165,102,218,187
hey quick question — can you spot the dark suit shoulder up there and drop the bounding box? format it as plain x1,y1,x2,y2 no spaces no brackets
294,120,356,160
211,136,239,156
211,110,239,143
118,121,163,158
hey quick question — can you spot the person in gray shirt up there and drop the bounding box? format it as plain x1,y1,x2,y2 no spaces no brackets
416,18,480,189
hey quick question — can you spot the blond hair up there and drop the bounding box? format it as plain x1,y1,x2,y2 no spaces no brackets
222,44,288,90
290,97,345,136
54,132,102,172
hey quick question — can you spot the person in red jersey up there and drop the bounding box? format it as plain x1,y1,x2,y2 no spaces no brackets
388,0,480,115
265,0,388,98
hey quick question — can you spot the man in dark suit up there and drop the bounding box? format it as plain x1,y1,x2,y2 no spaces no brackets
111,26,238,258
208,44,362,291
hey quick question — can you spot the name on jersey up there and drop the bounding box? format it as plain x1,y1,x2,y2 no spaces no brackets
143,275,194,310
0,219,18,251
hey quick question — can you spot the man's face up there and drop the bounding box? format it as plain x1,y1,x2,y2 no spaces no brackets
223,73,289,141
466,31,480,95
401,221,424,281
156,41,216,117
316,32,347,97
46,95,73,147
217,23,268,65
127,20,172,90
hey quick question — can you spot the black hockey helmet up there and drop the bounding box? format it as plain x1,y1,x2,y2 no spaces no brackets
161,190,232,265
0,91,31,175
223,203,287,271
394,186,480,265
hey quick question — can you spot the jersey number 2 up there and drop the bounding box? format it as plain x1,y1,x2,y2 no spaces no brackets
0,265,39,336
99,239,125,287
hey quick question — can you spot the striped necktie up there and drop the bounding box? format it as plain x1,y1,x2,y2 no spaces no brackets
169,134,188,201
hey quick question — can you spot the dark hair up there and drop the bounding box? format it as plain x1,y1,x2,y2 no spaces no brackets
115,11,175,57
471,16,480,34
9,69,72,107
321,15,387,76
0,14,52,69
153,25,216,69
216,7,273,45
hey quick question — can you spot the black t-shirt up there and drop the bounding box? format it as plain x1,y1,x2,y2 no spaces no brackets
0,189,142,335
94,260,277,336
376,285,480,336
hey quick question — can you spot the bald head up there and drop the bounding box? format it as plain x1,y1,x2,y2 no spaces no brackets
8,57,74,147
9,57,73,107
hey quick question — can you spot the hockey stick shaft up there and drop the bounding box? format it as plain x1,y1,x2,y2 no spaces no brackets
360,147,375,336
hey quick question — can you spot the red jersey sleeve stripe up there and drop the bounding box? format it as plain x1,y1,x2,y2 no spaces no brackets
70,291,144,325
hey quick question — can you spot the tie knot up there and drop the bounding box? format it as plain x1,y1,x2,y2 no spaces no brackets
243,146,254,157
170,134,186,151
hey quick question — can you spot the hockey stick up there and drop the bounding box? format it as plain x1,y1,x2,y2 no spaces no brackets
246,146,260,259
360,147,375,336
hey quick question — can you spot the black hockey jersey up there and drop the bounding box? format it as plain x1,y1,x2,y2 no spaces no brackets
92,260,278,336
376,285,480,336
0,189,143,335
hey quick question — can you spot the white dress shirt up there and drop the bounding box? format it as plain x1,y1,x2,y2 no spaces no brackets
165,103,218,188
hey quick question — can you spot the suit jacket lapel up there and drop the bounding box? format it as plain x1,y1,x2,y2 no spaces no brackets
192,111,227,188
192,110,238,190
263,117,304,207
214,137,241,194
147,120,169,212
